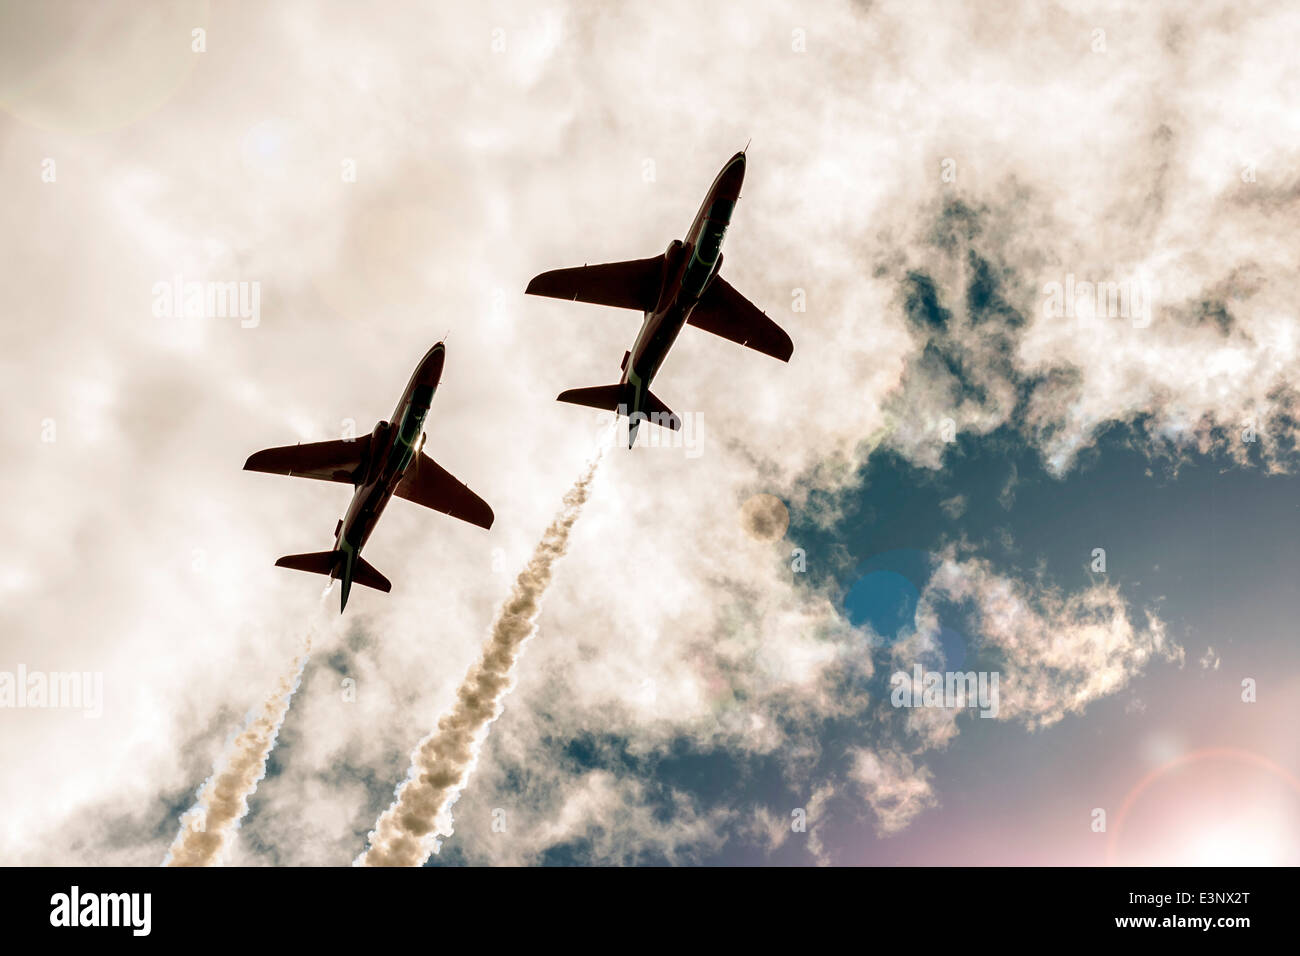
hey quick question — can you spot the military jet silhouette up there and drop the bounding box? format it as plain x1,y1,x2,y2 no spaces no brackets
526,150,793,447
244,342,493,612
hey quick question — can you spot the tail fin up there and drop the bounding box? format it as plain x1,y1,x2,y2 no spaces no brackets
275,550,390,614
351,556,391,593
556,383,630,411
275,550,340,576
340,554,390,613
626,388,681,448
639,390,681,431
557,383,681,447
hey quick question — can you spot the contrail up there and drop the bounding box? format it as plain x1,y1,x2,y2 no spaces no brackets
163,633,313,866
358,451,604,866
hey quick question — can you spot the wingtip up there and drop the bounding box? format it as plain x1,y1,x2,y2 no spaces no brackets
776,331,795,363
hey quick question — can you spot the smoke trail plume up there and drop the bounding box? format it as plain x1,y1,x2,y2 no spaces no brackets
163,635,312,866
359,453,603,866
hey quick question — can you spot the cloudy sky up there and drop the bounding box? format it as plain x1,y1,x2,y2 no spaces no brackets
2,0,1298,866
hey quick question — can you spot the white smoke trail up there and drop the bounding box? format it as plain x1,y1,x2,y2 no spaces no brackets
163,632,314,866
358,451,604,866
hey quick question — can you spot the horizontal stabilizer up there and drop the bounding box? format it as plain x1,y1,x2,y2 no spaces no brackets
275,550,391,593
351,556,392,593
640,390,681,431
689,275,794,362
245,436,371,485
556,383,629,412
526,256,663,312
394,453,495,530
275,550,340,576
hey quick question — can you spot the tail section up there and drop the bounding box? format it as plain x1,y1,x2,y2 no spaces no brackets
627,388,680,448
640,390,681,431
275,550,340,576
556,383,630,412
274,549,390,613
557,383,679,448
351,556,391,593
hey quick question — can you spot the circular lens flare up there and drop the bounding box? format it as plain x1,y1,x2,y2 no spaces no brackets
1108,748,1300,866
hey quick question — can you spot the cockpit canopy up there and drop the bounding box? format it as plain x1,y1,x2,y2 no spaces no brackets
696,198,735,265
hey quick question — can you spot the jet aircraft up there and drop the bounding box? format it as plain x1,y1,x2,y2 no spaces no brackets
244,342,493,612
526,150,793,446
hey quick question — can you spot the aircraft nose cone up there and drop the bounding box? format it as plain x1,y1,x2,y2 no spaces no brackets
419,342,446,384
718,152,746,198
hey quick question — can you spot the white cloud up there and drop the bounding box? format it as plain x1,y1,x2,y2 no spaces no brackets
910,548,1183,733
846,749,938,836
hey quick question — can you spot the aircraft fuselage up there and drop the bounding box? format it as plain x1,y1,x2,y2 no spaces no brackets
333,343,444,584
621,151,746,415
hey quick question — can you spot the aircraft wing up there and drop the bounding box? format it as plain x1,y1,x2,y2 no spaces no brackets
395,453,494,530
244,436,371,484
688,275,794,362
525,256,663,312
